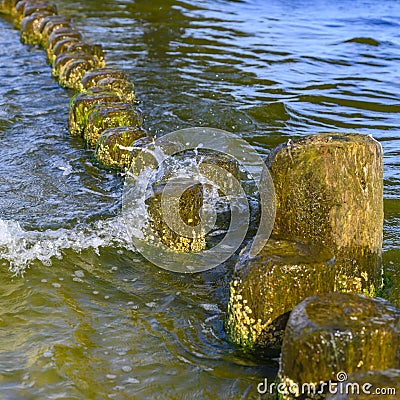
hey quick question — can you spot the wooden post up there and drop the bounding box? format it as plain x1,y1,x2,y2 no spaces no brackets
267,133,383,295
279,292,400,397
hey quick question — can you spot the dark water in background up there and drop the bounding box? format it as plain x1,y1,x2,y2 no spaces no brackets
0,0,399,398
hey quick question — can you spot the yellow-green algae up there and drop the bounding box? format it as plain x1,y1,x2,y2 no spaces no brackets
20,10,54,44
65,42,104,65
146,182,207,253
226,133,384,356
79,68,129,92
96,77,136,104
0,0,15,15
58,57,105,90
138,150,240,253
226,238,335,356
52,52,97,78
46,27,83,63
39,15,71,47
13,0,57,29
95,126,146,170
52,44,104,83
279,292,400,398
266,132,383,296
199,152,240,196
68,88,122,136
12,0,28,22
84,102,143,148
51,37,81,61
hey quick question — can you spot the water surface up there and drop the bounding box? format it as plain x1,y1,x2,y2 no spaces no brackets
0,0,399,398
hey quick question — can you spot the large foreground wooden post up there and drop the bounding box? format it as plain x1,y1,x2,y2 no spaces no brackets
267,132,383,294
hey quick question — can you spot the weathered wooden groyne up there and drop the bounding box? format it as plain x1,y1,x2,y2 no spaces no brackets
1,0,148,170
1,3,398,397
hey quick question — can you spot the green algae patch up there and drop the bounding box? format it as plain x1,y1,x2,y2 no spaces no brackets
84,103,143,148
279,292,400,398
68,88,122,136
95,126,147,170
267,132,384,296
226,238,335,356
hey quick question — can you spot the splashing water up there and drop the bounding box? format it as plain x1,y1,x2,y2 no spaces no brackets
122,128,274,273
0,143,244,275
0,217,135,275
0,127,272,276
0,140,242,275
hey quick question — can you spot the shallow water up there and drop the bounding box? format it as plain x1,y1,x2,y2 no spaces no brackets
0,0,399,398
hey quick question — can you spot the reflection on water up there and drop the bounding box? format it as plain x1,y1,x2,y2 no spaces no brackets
0,0,399,398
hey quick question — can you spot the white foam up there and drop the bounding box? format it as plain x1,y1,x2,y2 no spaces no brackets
0,143,245,275
0,217,135,275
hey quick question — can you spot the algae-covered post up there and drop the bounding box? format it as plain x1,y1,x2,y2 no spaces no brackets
46,27,83,62
142,151,241,253
39,15,71,47
68,68,138,144
95,127,147,170
268,133,383,295
68,88,122,136
84,102,143,148
14,0,57,29
79,68,131,92
226,238,335,356
226,132,384,356
146,182,207,253
0,0,14,15
20,10,57,44
279,292,400,397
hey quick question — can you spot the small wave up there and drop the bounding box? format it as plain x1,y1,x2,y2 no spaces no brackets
245,101,291,124
344,37,381,46
0,218,135,275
